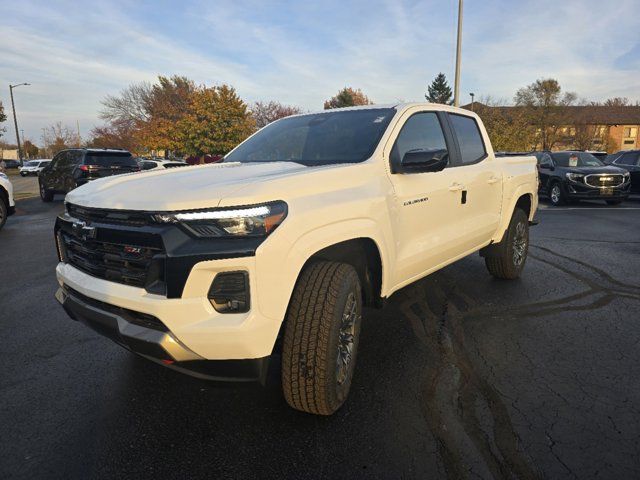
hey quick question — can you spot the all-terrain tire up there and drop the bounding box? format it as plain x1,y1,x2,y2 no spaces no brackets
40,181,53,202
485,208,529,280
281,261,362,415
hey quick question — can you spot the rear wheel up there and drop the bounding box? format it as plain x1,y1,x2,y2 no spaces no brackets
0,197,7,230
281,261,362,415
549,182,565,206
485,209,529,280
606,200,622,206
39,181,53,202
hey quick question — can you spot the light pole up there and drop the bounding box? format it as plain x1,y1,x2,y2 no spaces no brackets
9,83,30,166
470,92,475,111
453,0,463,107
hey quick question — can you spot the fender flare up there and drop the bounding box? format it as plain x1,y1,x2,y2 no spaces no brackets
254,218,390,323
491,185,536,244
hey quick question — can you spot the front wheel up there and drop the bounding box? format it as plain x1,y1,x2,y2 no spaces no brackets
281,261,362,415
549,183,565,206
20,172,27,177
39,181,53,202
485,208,529,280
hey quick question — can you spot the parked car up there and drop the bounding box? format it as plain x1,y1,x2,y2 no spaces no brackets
603,150,640,194
19,159,51,176
535,151,631,206
0,172,16,231
3,160,21,169
137,158,189,171
39,148,139,202
54,103,538,415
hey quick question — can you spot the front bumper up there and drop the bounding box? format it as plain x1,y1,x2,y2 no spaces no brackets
56,282,269,382
563,181,630,200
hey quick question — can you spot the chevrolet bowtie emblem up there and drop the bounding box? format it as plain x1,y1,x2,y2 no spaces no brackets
72,220,97,240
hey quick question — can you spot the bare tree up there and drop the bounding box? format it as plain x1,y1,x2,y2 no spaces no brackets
100,81,153,129
42,122,77,155
251,101,303,129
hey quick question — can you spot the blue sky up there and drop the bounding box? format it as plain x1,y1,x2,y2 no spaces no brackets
1,0,639,145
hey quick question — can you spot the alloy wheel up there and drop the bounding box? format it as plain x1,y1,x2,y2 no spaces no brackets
512,221,527,266
550,185,561,204
336,292,358,386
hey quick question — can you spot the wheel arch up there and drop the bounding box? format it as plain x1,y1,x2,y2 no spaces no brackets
491,187,537,244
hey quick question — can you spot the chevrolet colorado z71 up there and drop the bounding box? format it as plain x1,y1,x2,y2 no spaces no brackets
54,103,538,415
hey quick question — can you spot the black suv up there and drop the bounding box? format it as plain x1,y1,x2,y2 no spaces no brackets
535,151,631,206
39,149,139,202
604,150,640,194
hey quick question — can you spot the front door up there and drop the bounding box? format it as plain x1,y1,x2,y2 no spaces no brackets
385,110,467,286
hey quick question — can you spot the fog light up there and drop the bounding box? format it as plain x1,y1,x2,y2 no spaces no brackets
208,271,250,313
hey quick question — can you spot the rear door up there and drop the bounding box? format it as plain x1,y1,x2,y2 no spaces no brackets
445,113,502,249
84,152,138,178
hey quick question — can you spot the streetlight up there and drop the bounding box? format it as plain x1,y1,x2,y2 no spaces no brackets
9,82,30,166
470,92,475,111
453,0,463,107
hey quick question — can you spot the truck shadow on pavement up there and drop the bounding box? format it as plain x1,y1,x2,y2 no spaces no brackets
390,242,640,480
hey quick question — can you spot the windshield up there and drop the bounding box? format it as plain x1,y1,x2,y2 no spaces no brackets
85,152,137,167
225,108,396,166
552,152,604,167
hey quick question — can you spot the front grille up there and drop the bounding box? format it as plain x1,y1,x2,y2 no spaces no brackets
67,203,151,227
584,174,624,188
60,231,162,288
65,286,168,332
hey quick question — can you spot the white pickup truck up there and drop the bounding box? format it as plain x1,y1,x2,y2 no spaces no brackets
0,171,16,231
54,103,538,415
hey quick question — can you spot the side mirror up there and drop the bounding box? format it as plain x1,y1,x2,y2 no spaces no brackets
397,149,449,174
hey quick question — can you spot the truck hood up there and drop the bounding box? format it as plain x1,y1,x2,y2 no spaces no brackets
66,161,310,211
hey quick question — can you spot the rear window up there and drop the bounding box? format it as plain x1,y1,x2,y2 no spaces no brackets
85,152,136,167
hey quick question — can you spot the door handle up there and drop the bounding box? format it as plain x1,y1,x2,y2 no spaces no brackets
487,176,499,184
448,183,464,192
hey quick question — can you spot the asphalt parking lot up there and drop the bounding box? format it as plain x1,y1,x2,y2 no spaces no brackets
1,196,639,480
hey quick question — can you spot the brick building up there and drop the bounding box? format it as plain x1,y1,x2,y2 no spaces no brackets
464,104,640,152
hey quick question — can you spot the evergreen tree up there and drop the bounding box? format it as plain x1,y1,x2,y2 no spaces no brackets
425,73,453,105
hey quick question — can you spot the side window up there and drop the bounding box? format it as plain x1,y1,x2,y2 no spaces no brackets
390,112,448,172
616,152,639,166
539,153,553,167
449,114,487,164
70,151,83,165
50,153,62,169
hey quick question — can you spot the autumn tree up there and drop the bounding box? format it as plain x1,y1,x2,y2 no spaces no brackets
469,98,537,152
177,84,255,158
514,78,577,150
22,140,39,159
42,122,77,155
140,76,196,153
324,87,373,109
425,73,453,105
252,101,303,129
0,101,6,140
86,121,139,153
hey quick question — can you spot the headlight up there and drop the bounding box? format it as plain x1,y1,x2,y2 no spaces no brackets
153,201,287,238
566,172,584,182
